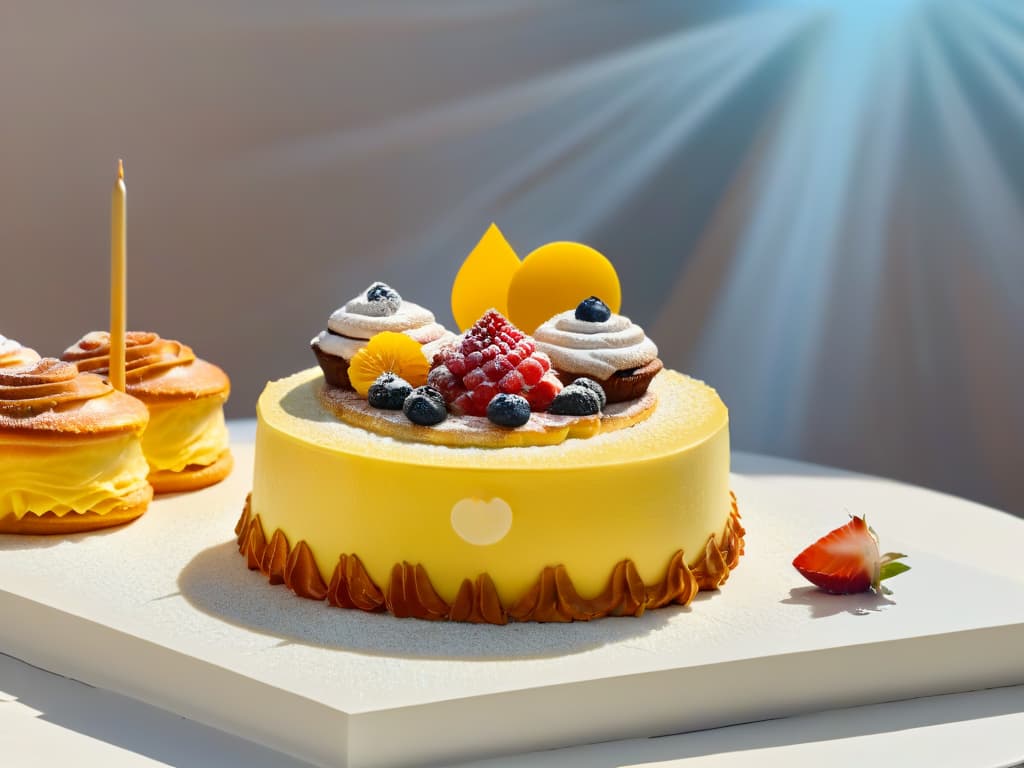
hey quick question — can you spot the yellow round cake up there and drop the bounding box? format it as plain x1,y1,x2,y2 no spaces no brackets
237,233,743,623
237,365,741,623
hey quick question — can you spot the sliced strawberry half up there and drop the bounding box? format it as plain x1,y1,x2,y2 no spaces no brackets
429,310,562,416
792,515,909,594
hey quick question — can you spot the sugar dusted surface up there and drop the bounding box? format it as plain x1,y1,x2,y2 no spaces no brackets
0,387,149,436
262,367,723,469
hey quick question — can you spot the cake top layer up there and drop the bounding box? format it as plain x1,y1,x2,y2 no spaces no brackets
259,366,726,470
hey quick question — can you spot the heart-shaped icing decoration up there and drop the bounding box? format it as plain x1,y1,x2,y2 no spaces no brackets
450,497,513,546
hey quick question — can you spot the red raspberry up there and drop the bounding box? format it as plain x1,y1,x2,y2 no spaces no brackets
451,392,474,416
447,357,467,377
493,356,514,378
498,370,525,394
463,367,489,390
427,365,461,401
471,381,499,410
523,374,560,411
517,358,544,386
480,359,501,381
427,310,561,416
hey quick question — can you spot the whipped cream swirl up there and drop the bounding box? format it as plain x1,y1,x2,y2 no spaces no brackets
533,310,658,380
313,284,453,360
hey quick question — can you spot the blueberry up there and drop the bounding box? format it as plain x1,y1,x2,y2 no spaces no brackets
486,393,531,428
570,377,606,410
574,296,611,323
367,373,412,410
366,281,400,303
363,282,402,316
548,385,601,416
416,385,446,406
403,386,447,426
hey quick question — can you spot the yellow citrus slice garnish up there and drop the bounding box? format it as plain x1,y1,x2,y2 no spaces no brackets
451,223,522,332
348,332,430,397
506,241,621,334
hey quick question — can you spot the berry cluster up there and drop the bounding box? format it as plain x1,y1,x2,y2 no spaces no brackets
367,372,448,426
428,310,562,417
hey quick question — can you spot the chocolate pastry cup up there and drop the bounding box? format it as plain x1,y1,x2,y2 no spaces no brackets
556,357,664,404
311,343,352,389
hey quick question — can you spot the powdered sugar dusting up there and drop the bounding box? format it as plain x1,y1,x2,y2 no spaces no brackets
0,335,39,365
263,367,724,470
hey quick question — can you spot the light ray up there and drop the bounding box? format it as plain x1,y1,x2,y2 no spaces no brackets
806,12,915,447
949,1,1024,131
505,10,816,239
380,7,816,282
898,4,1024,496
250,8,797,172
692,6,922,452
976,0,1024,32
915,5,1024,316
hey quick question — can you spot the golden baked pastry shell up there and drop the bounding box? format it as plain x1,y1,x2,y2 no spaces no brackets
149,449,234,494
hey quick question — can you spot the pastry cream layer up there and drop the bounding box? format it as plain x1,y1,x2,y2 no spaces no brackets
144,395,229,472
254,367,730,604
0,432,150,518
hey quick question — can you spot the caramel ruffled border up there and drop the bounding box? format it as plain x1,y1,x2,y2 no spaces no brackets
234,493,744,624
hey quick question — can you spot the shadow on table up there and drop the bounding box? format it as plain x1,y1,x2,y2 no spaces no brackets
0,491,197,552
178,541,684,661
0,524,128,551
779,586,895,618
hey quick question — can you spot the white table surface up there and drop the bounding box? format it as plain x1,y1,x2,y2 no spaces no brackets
2,421,1022,767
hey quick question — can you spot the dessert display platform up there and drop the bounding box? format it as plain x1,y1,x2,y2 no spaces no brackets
1,422,1022,768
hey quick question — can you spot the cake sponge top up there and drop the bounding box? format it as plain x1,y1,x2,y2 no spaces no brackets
258,367,727,470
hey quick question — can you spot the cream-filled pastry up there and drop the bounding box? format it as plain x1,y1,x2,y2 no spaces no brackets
62,331,232,493
0,335,41,368
311,281,455,388
0,358,152,534
533,297,662,403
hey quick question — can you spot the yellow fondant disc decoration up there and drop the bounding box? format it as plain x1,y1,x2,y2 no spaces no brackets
506,241,622,334
348,332,430,397
451,223,522,332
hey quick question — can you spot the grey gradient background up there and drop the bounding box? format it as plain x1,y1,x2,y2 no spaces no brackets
1,0,1021,515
